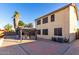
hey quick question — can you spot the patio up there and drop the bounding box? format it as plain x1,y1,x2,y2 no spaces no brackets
0,35,71,55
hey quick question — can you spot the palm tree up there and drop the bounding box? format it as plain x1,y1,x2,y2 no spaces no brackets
12,11,20,29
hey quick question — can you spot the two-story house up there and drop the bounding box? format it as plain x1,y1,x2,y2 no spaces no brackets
35,3,78,42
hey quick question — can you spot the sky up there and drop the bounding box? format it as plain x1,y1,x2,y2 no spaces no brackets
0,3,79,29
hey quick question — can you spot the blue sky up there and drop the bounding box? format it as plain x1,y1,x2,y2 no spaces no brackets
0,3,79,29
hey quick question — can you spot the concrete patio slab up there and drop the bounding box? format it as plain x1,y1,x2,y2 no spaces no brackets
0,38,35,55
64,40,79,55
19,40,70,55
0,38,5,47
1,39,35,48
0,45,27,55
0,36,72,55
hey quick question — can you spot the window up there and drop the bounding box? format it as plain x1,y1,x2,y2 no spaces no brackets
51,14,55,22
54,28,62,36
37,30,41,35
42,29,48,35
43,17,48,24
37,20,41,25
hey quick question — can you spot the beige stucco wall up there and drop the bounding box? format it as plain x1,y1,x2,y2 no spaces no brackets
69,6,77,42
35,7,70,40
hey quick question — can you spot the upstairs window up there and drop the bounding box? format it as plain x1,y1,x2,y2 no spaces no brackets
54,28,62,36
37,20,41,25
43,17,48,24
51,14,55,22
42,29,48,35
